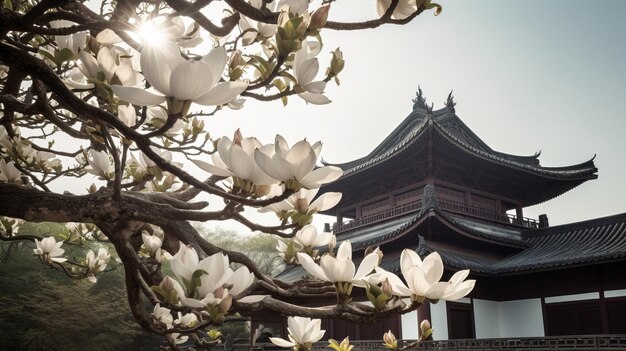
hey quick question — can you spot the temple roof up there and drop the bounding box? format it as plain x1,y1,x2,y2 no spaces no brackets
326,102,596,180
322,92,597,206
277,202,626,282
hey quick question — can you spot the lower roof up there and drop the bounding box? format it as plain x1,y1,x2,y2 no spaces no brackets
276,209,626,282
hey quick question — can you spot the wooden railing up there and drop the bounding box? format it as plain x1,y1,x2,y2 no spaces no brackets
332,200,422,233
248,335,626,350
332,198,538,234
437,198,539,229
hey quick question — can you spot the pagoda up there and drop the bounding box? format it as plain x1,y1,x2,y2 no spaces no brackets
269,89,626,343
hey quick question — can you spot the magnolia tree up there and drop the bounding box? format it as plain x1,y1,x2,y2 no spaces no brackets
0,0,474,350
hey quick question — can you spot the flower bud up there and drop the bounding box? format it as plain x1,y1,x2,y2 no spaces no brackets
294,197,309,214
420,319,433,339
309,4,330,31
383,330,397,349
328,234,337,254
233,129,243,146
218,294,233,314
381,278,393,297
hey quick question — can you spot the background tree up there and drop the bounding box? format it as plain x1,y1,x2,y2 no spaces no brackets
0,1,474,350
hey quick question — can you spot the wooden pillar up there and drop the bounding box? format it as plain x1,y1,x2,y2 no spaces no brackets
515,204,523,220
390,193,396,208
418,302,432,337
465,191,472,206
356,206,362,218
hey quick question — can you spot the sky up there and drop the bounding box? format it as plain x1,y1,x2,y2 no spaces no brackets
58,1,626,233
201,0,626,230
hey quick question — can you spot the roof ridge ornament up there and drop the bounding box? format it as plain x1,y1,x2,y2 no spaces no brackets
412,86,427,110
445,90,456,112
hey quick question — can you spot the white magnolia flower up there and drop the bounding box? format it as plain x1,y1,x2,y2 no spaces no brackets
169,245,264,307
292,45,330,105
294,225,334,248
49,20,87,56
297,240,379,286
85,248,110,282
376,0,417,20
276,240,292,261
254,135,343,190
33,151,62,171
170,246,233,307
372,250,474,302
192,135,277,189
175,312,198,328
153,303,174,327
269,316,325,349
142,233,163,259
33,237,67,264
85,149,114,179
239,0,279,45
67,47,138,89
0,160,22,183
111,41,248,112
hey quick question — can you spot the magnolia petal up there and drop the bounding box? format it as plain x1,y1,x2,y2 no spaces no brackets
270,337,295,348
201,46,228,87
229,266,254,296
449,269,470,286
170,60,214,100
194,81,248,106
96,29,123,44
229,145,254,180
426,281,450,300
297,252,328,281
287,140,317,181
97,47,117,82
298,91,332,105
309,192,342,212
422,252,444,285
299,165,343,189
334,258,356,283
336,240,352,261
254,150,292,181
295,53,318,86
191,159,233,177
115,63,139,86
353,252,379,280
303,80,326,94
140,41,184,95
111,85,165,106
400,249,422,276
372,267,412,296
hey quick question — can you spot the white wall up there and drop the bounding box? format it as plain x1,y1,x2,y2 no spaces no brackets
500,299,544,337
430,301,449,340
472,298,544,338
473,299,501,338
401,310,419,339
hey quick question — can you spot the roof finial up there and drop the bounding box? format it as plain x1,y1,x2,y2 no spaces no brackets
426,102,434,114
412,86,427,110
445,90,456,112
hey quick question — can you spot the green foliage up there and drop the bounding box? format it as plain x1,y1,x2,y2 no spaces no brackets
195,225,285,276
0,242,161,351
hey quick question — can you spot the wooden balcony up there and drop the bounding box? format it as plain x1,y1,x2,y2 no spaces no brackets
332,198,538,234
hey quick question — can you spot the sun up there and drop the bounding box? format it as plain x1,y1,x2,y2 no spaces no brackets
135,19,169,46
